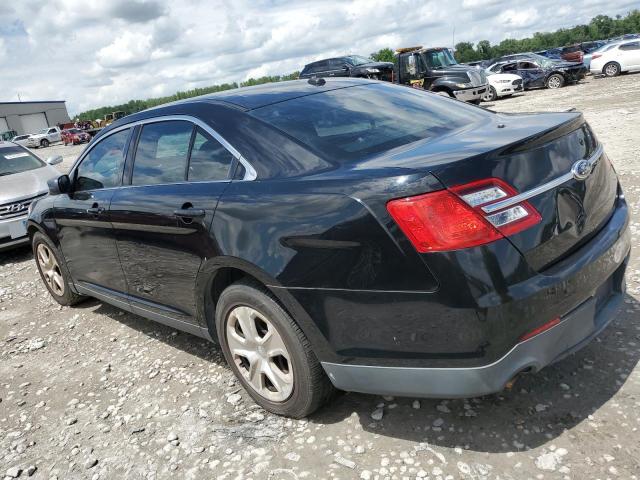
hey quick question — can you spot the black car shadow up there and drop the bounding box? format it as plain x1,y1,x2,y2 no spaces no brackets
308,292,640,453
70,292,639,454
0,245,32,266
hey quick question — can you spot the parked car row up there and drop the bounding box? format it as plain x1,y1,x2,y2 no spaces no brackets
10,125,92,149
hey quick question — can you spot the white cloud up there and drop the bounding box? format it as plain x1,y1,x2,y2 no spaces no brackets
97,31,153,68
0,0,634,114
498,8,539,29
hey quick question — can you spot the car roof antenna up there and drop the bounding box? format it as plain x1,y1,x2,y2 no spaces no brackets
308,76,326,86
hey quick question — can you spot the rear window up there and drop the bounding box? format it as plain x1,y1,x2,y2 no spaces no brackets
0,146,44,176
250,83,486,161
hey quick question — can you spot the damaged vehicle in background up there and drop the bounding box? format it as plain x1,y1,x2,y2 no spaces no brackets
28,78,629,418
299,55,394,81
62,128,92,146
482,70,523,101
487,54,586,89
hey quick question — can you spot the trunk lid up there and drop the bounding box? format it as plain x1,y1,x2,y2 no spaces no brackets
366,112,619,271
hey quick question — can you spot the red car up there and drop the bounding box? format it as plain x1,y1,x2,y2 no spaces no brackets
61,128,91,146
560,45,584,63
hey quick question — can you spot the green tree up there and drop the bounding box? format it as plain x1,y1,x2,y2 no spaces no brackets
370,48,395,63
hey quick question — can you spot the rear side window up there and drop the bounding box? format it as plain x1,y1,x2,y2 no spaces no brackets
251,83,487,161
620,42,640,50
76,129,129,191
187,128,234,181
132,121,193,186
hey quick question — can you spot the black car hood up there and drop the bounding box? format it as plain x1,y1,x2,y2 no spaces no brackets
428,64,475,75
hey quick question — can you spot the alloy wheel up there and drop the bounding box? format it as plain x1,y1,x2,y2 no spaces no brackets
226,305,294,402
36,243,65,296
548,75,562,88
605,63,619,77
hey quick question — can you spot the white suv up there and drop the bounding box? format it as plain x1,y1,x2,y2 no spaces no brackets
26,126,62,148
590,40,640,77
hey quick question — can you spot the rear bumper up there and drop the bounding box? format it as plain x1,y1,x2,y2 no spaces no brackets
322,253,628,398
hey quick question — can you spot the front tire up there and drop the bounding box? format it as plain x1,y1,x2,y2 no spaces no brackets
32,232,84,306
40,139,50,148
482,86,498,102
215,280,334,418
603,62,620,77
546,73,565,89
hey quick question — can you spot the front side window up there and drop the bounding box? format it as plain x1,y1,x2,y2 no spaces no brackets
132,121,193,186
251,82,487,161
75,129,129,191
188,128,234,182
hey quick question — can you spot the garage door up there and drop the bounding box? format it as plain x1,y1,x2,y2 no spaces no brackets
20,112,48,135
0,117,8,132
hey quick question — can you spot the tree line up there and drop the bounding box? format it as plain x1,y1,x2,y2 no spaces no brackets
75,11,638,120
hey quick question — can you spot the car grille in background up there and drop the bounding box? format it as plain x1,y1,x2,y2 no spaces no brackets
0,193,47,220
512,79,523,86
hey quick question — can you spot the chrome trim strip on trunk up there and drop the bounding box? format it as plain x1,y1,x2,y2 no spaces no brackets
481,143,604,214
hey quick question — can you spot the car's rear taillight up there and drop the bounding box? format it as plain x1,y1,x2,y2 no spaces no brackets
386,178,541,252
591,53,602,60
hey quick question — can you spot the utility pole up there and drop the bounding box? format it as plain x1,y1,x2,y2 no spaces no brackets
17,93,22,102
452,26,456,48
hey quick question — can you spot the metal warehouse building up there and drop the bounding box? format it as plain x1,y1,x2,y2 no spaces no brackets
0,101,71,135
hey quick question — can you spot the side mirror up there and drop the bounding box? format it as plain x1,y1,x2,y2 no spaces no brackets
342,64,350,71
46,155,63,166
48,175,71,195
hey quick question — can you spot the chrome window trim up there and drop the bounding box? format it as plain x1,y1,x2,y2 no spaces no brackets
481,143,604,214
71,114,257,182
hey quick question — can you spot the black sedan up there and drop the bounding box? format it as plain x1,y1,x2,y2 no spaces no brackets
28,79,629,417
299,55,394,81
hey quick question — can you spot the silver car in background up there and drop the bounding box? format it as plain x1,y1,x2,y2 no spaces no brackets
0,141,62,251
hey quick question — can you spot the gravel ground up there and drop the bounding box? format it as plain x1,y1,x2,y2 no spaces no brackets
1,74,639,480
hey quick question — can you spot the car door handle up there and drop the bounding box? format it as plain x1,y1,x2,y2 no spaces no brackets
87,206,105,215
174,208,206,218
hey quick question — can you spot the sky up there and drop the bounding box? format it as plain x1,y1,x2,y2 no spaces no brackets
0,0,637,115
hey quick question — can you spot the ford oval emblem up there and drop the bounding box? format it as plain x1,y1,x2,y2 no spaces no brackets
571,159,592,181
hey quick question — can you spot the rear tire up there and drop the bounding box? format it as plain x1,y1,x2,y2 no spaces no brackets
603,62,620,77
215,280,334,418
546,73,565,89
32,232,84,306
40,139,50,148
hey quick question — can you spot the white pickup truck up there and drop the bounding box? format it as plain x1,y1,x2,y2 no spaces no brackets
26,126,62,148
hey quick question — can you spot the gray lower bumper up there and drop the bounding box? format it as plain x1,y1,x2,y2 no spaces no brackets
453,85,488,102
322,288,624,398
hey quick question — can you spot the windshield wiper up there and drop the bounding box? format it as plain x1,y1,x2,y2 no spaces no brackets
0,171,18,176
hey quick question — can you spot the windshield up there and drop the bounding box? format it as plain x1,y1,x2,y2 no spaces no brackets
422,49,457,69
37,128,49,134
67,129,81,134
251,83,487,162
346,55,374,66
0,146,45,176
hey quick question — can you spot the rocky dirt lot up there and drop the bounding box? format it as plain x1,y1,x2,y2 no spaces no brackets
1,74,639,480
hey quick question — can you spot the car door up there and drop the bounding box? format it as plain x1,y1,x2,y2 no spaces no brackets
54,128,132,297
328,58,349,77
48,128,61,143
517,61,544,88
618,41,640,69
109,118,236,329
